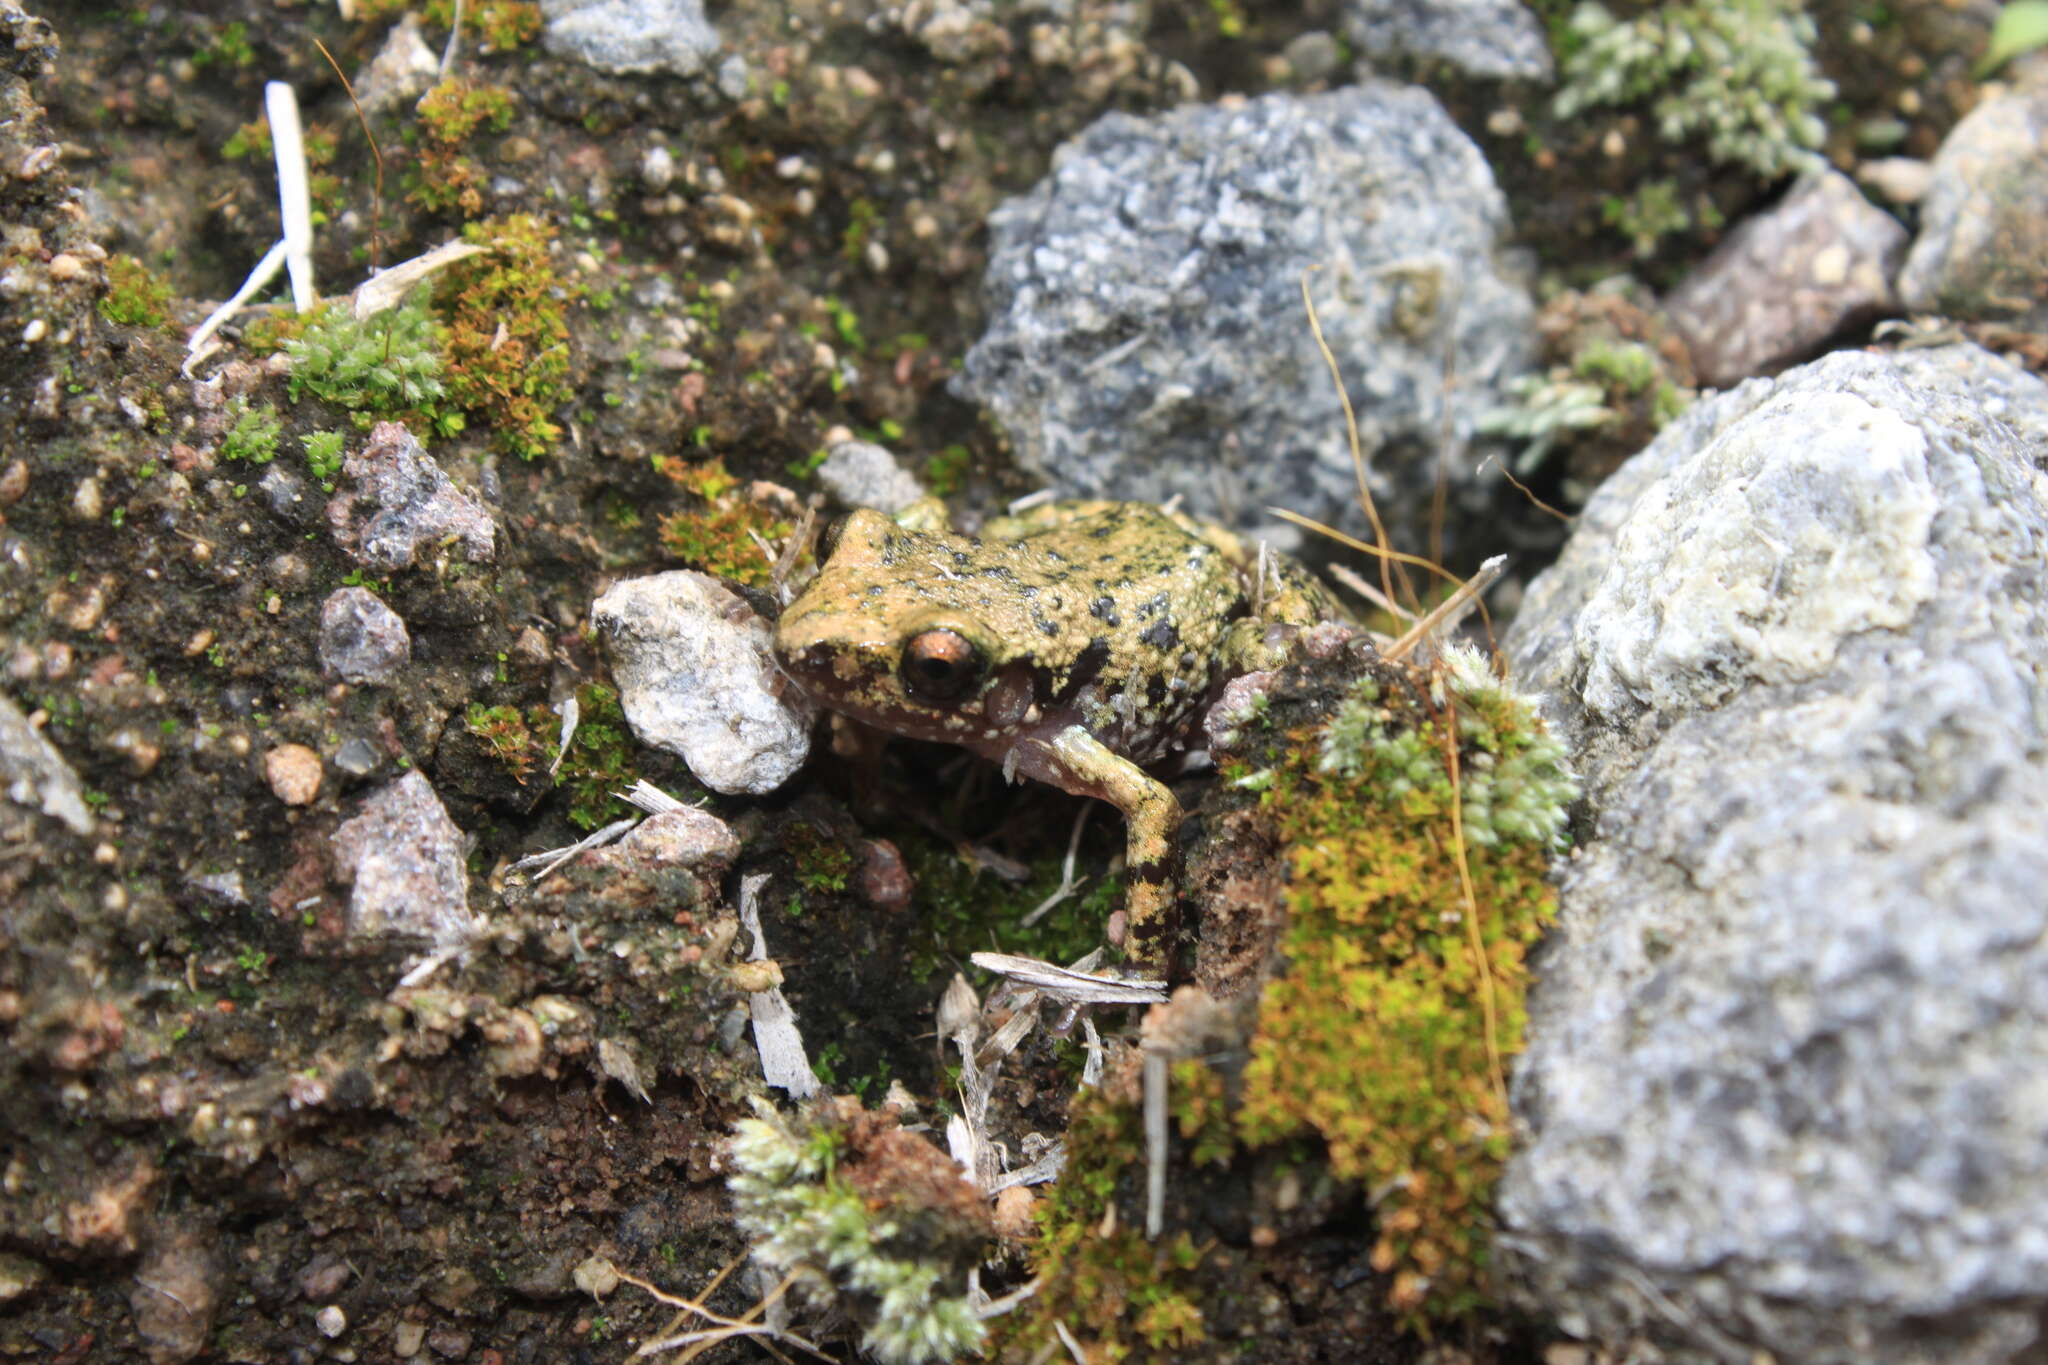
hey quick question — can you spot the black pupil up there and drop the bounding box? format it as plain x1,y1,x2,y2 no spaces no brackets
902,632,980,702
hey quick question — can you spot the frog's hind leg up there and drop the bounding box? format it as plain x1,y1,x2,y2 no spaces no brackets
1035,726,1183,980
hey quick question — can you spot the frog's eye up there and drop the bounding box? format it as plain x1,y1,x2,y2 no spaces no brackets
901,629,984,703
816,514,850,563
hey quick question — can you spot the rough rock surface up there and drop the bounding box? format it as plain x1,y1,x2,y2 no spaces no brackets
318,586,411,685
955,84,1536,555
1500,344,2048,1364
1342,0,1553,80
1896,77,2048,326
539,0,721,77
0,688,92,835
330,771,480,944
326,422,494,572
1664,169,1907,387
591,570,814,795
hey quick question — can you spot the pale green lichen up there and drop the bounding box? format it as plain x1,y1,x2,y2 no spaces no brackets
727,1102,986,1365
1555,0,1834,180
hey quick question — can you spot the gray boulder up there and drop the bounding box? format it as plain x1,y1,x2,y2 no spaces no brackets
955,84,1536,556
1500,344,2048,1364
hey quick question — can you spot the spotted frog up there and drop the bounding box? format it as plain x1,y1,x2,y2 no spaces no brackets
773,500,1340,976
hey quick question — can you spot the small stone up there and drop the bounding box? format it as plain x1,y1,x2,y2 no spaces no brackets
20,316,45,343
541,0,721,77
601,807,740,871
327,422,494,571
1281,30,1342,82
858,838,913,910
1,690,94,835
592,570,814,795
333,737,382,777
993,1185,1037,1240
315,1305,347,1338
319,587,411,685
46,251,84,281
1341,0,1553,80
1663,168,1907,387
0,459,27,506
300,1254,350,1301
425,1327,472,1360
330,771,481,944
127,1224,220,1365
0,1251,45,1304
816,439,925,514
641,144,675,190
265,744,323,806
71,475,101,521
1857,156,1933,205
355,12,441,113
394,1321,427,1357
1897,81,2048,326
572,1254,620,1299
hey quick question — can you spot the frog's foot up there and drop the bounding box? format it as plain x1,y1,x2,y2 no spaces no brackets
1033,725,1184,978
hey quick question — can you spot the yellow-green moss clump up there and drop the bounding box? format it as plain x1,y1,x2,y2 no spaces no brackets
409,78,516,218
1234,645,1573,1322
1008,1069,1224,1359
99,254,173,330
438,214,576,460
654,456,792,588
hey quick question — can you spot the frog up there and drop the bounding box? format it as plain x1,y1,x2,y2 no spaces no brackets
772,499,1342,978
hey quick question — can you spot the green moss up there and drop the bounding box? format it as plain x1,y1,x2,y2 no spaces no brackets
438,215,575,460
462,685,639,829
302,430,346,486
99,254,173,330
358,0,541,51
1003,1085,1214,1358
409,80,516,218
788,824,859,894
547,684,638,831
1235,646,1573,1323
219,399,282,465
901,833,1119,982
654,457,791,588
1555,0,1834,180
284,296,452,429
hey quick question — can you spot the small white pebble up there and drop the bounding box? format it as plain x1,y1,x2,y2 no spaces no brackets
21,317,45,343
316,1305,347,1338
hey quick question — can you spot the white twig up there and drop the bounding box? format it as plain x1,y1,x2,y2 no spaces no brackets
183,240,287,376
1143,1050,1168,1239
619,780,689,816
970,952,1168,1006
739,874,820,1098
506,816,636,882
550,693,580,779
350,239,487,320
265,82,316,312
440,0,464,77
1019,805,1091,927
1384,554,1508,662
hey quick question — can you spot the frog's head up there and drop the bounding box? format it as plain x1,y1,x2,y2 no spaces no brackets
773,509,1040,747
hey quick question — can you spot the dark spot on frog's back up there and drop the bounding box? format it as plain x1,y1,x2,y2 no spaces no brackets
1140,620,1179,650
1089,596,1121,627
1051,637,1112,704
1136,592,1170,620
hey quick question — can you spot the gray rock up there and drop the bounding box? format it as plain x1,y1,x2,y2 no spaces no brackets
591,570,815,796
331,771,481,944
327,422,494,572
955,85,1536,555
319,587,411,686
1897,80,2048,327
354,12,441,114
540,0,720,78
1501,344,2048,1364
1342,0,1553,80
1664,169,1907,388
0,689,92,836
816,440,925,515
593,806,740,873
